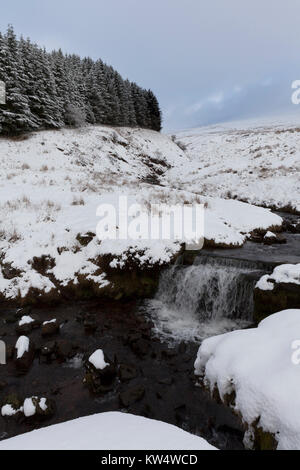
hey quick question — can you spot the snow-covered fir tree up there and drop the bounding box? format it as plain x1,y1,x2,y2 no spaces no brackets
0,26,162,135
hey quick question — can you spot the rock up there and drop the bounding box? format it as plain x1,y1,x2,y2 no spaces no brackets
0,381,7,391
158,377,173,385
16,323,33,335
15,306,32,319
83,314,97,332
263,232,287,245
1,393,23,418
41,319,59,336
23,397,55,421
254,283,300,323
120,386,145,407
6,345,13,361
119,364,138,382
41,341,56,357
14,337,35,374
129,337,150,357
56,339,74,360
76,232,95,247
84,353,116,394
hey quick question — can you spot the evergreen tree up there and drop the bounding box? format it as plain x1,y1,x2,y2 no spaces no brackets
0,25,162,135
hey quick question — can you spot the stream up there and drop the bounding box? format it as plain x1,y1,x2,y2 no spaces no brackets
0,219,299,450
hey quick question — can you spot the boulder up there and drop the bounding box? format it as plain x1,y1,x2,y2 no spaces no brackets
84,350,116,394
41,319,59,336
119,386,145,407
14,336,35,374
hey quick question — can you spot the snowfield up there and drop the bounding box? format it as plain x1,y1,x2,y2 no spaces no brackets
0,123,283,301
171,115,300,213
194,309,300,450
0,411,216,450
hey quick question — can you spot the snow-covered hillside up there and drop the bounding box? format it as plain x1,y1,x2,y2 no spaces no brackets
170,115,300,213
0,124,282,302
0,411,216,450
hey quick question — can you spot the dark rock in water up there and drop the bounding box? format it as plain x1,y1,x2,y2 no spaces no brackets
15,306,32,318
0,381,7,391
14,339,35,374
16,322,33,335
5,314,18,324
83,314,97,332
263,233,287,245
84,353,116,394
254,283,300,323
24,397,56,421
132,338,149,356
120,386,145,407
158,377,173,385
15,314,41,335
283,220,300,234
6,345,14,361
41,319,59,336
1,393,23,419
119,364,138,382
41,341,56,357
56,339,74,360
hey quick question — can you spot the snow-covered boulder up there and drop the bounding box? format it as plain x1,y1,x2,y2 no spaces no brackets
254,264,300,322
14,335,35,373
194,309,300,449
84,349,116,394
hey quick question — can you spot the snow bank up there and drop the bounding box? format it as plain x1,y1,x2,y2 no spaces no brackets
0,411,216,450
194,309,300,449
256,264,300,291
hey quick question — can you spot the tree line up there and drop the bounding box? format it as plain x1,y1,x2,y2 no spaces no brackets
0,26,162,135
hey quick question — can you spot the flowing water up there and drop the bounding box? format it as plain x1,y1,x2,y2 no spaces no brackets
145,256,267,342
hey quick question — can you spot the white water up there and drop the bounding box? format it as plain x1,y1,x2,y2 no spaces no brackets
146,256,264,342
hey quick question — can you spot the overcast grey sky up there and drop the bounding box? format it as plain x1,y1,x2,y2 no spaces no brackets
1,0,300,129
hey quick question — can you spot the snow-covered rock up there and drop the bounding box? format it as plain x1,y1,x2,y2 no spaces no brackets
0,411,216,450
256,264,300,291
194,309,300,450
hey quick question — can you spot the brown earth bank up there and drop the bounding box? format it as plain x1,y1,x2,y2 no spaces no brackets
0,298,244,450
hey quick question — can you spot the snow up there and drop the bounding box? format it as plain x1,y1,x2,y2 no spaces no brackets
88,349,108,370
15,335,29,358
1,404,22,417
172,115,300,212
0,124,283,301
18,315,34,326
194,309,300,450
264,231,276,239
256,264,300,291
0,411,216,450
42,319,56,325
23,397,37,417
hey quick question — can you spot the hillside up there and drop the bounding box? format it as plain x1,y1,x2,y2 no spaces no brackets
0,124,282,303
169,115,300,213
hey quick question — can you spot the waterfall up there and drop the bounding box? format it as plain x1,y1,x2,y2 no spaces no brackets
145,255,266,342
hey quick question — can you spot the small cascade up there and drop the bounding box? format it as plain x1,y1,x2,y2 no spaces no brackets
145,255,266,342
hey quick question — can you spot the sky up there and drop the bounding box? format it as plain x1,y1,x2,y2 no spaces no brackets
1,0,300,130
